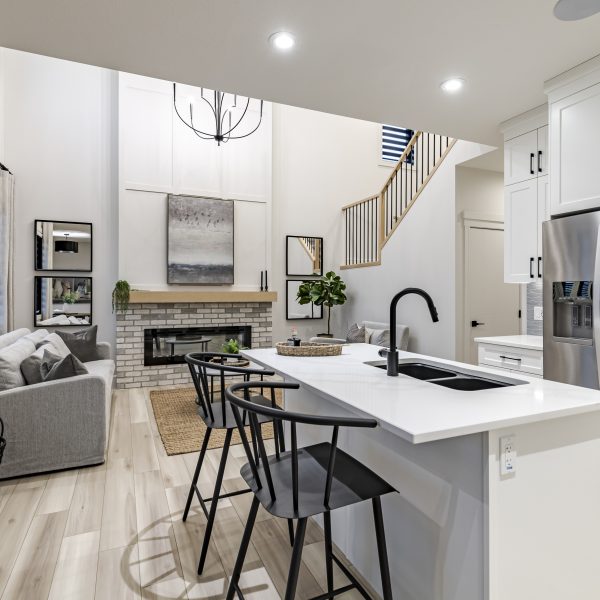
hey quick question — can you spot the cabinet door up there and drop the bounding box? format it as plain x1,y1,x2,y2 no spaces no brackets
504,130,538,186
550,82,600,215
537,175,549,266
537,125,548,177
504,180,538,283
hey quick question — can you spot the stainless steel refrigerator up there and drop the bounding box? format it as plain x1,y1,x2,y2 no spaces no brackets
543,211,600,389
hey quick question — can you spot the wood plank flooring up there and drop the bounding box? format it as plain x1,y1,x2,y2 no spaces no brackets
0,388,375,600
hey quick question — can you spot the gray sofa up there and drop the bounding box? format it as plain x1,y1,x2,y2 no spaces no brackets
0,328,114,480
311,320,410,350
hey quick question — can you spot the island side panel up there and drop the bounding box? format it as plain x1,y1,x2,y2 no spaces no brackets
284,385,486,600
487,411,600,600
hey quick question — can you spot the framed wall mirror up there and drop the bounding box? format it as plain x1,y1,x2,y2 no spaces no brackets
34,220,93,272
34,276,92,327
286,280,323,321
286,235,323,276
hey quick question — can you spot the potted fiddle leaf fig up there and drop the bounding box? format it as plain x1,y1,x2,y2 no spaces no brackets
297,271,347,337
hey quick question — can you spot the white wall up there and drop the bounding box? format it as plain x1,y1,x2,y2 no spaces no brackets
271,104,388,343
342,141,495,359
454,166,504,358
1,49,118,346
118,72,271,291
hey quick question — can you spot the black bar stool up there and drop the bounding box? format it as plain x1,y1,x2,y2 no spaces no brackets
225,380,396,600
183,352,292,575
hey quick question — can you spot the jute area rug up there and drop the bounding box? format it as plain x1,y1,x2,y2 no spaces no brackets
150,386,281,456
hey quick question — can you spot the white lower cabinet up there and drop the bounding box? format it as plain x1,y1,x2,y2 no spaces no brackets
478,341,543,378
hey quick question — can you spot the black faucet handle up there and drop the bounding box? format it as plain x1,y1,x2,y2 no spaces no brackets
378,347,390,358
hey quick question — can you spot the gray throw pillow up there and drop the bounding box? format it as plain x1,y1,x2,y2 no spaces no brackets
56,325,100,362
43,352,88,382
20,344,55,385
346,323,366,343
369,329,390,348
40,349,62,379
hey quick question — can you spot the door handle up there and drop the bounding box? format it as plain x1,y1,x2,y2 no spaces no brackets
471,320,485,327
530,153,535,175
538,256,542,278
538,150,543,173
530,257,534,278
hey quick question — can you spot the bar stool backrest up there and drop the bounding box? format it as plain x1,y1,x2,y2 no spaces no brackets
184,352,273,425
225,380,378,511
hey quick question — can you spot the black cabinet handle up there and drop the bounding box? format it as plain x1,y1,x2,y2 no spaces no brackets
538,256,542,278
471,320,485,327
530,257,534,278
500,355,522,362
530,153,535,175
538,150,543,173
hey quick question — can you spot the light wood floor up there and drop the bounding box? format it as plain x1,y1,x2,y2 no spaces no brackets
0,388,375,600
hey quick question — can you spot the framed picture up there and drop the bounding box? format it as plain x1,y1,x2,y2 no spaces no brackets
167,195,234,284
34,276,92,327
286,280,323,321
286,235,323,277
34,220,93,272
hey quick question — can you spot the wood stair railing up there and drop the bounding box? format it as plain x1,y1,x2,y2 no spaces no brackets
341,131,456,269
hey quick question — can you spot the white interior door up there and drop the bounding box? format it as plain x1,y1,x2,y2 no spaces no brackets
465,226,520,364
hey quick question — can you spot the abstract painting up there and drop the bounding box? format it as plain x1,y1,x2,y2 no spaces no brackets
167,195,234,284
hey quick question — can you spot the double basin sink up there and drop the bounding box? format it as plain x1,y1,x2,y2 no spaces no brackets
365,359,527,391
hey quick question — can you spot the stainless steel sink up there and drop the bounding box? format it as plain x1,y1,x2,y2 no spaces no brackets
364,358,527,390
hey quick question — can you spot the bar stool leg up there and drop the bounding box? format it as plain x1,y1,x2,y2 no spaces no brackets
226,496,260,600
324,511,334,598
372,496,393,600
197,428,233,575
287,518,295,547
284,517,308,600
183,428,211,521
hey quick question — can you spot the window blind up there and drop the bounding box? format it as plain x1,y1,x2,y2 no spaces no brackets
381,125,414,164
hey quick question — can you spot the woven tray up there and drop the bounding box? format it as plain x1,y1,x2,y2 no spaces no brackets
276,342,343,357
209,357,250,367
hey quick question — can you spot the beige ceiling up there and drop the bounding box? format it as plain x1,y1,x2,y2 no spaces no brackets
1,0,600,144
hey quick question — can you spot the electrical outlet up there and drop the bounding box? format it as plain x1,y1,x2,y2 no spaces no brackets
500,435,516,476
533,306,544,321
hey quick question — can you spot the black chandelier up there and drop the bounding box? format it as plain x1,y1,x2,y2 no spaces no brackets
173,83,264,146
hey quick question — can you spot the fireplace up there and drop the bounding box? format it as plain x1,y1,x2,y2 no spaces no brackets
144,326,252,366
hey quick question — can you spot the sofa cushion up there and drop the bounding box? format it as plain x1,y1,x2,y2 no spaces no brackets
369,329,390,348
39,333,71,358
0,339,36,390
57,325,101,362
20,344,55,385
0,328,30,351
346,323,366,343
44,352,88,382
23,329,49,346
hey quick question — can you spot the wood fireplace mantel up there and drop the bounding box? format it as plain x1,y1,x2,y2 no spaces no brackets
128,290,278,304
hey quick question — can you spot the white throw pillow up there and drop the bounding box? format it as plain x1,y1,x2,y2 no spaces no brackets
23,329,49,345
0,328,31,350
369,329,390,348
42,333,71,358
0,338,36,390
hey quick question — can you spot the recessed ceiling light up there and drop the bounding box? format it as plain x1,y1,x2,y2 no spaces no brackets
440,78,465,93
269,31,295,51
554,0,600,20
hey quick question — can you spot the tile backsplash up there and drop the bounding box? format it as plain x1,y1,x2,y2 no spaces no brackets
526,280,544,336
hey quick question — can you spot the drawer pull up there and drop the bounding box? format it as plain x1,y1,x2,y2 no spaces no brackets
500,355,522,362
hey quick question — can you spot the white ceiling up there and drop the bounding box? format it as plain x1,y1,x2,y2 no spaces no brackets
1,0,600,144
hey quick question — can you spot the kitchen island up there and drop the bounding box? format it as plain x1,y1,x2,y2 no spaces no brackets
242,343,600,600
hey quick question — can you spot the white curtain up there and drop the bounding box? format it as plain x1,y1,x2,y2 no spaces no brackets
0,170,15,334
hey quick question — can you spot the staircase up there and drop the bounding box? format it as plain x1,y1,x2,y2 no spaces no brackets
341,131,456,269
297,236,321,273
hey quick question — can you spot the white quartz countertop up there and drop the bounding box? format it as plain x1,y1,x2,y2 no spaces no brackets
473,335,543,351
242,344,600,444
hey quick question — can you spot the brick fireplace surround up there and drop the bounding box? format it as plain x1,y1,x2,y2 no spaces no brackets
115,301,273,388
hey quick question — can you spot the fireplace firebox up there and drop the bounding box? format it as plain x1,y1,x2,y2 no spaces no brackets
144,326,252,366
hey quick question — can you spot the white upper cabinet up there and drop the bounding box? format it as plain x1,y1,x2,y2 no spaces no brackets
501,106,550,284
504,130,538,185
548,82,600,215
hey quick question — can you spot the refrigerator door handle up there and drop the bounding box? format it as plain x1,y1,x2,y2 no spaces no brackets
593,229,600,380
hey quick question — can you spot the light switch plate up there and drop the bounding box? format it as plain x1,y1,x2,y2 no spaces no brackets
533,306,543,321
